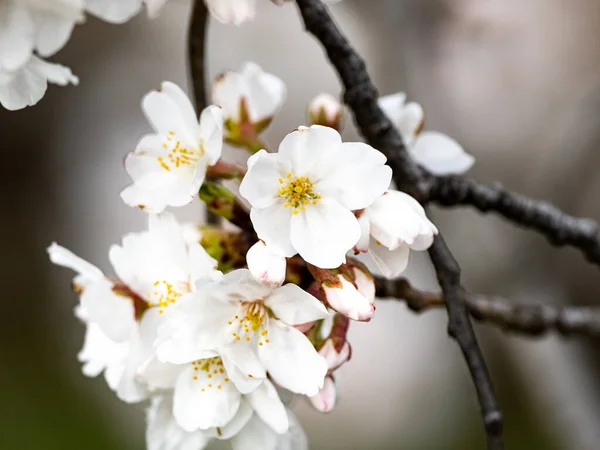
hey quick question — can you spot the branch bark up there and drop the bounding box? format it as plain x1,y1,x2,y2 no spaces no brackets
426,176,600,265
294,1,503,448
375,278,600,339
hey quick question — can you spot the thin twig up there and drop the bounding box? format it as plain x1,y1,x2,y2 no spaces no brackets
428,237,504,449
426,176,600,265
294,1,503,448
375,278,600,338
188,0,219,225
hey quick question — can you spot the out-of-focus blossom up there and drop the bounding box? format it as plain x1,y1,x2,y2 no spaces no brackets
240,125,391,268
121,82,224,213
308,93,343,131
0,55,78,111
356,190,438,278
212,62,285,151
379,92,475,175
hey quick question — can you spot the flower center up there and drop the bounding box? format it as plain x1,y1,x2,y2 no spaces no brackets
227,302,270,346
190,357,231,392
146,280,188,314
278,173,321,214
157,131,204,171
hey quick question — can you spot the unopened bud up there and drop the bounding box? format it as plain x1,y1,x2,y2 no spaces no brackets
308,93,343,131
308,262,375,322
247,241,286,287
309,375,337,413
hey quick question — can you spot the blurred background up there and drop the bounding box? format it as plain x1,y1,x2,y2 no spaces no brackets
2,0,600,448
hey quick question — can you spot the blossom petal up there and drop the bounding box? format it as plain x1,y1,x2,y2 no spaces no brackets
246,241,286,287
146,395,211,450
316,142,391,210
80,278,136,342
369,240,411,279
250,204,295,257
410,131,474,175
277,125,341,178
264,284,328,326
85,0,142,24
290,199,360,269
173,364,241,432
239,150,285,209
323,275,374,321
258,320,327,396
198,105,224,166
47,242,104,286
0,3,34,71
205,0,256,25
220,348,265,394
247,379,289,434
218,399,254,440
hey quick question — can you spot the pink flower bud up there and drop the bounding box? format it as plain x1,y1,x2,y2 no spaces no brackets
308,93,344,131
319,338,351,371
323,275,375,321
309,375,337,413
246,241,286,287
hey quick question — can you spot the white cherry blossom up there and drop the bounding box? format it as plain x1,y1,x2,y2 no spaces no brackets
239,125,392,268
121,82,224,213
147,394,306,450
206,0,256,25
0,55,79,111
48,213,219,401
379,92,475,175
0,0,84,71
213,62,285,129
357,190,438,278
156,269,329,396
246,241,287,287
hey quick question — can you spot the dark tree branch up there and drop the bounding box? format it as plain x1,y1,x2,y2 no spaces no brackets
428,237,504,449
295,1,503,448
188,0,219,225
188,0,208,111
375,277,600,338
426,176,600,265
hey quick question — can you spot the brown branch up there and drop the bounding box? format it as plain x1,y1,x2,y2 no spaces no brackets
294,1,503,448
375,277,600,338
426,176,600,266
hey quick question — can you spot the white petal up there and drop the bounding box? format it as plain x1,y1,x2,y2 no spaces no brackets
217,398,254,440
258,320,327,396
410,131,474,175
144,0,169,18
220,349,265,394
246,241,286,287
309,375,336,413
264,284,328,326
47,242,103,286
205,0,256,25
198,105,224,166
146,395,212,450
316,142,391,210
239,150,285,209
242,61,286,123
230,414,278,450
250,204,295,258
247,379,288,434
318,339,351,371
32,5,81,58
0,3,34,71
277,125,341,178
189,242,218,283
81,278,136,342
369,240,411,279
78,323,128,380
0,56,78,111
290,199,360,269
173,364,241,432
323,275,374,322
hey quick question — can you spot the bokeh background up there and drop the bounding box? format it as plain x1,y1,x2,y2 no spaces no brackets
2,0,600,448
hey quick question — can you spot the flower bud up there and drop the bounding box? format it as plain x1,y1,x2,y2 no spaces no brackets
308,93,343,131
212,62,286,152
309,375,337,413
247,241,286,287
308,261,375,322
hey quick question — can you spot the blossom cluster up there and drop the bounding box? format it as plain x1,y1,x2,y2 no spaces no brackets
0,0,339,111
33,2,474,445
